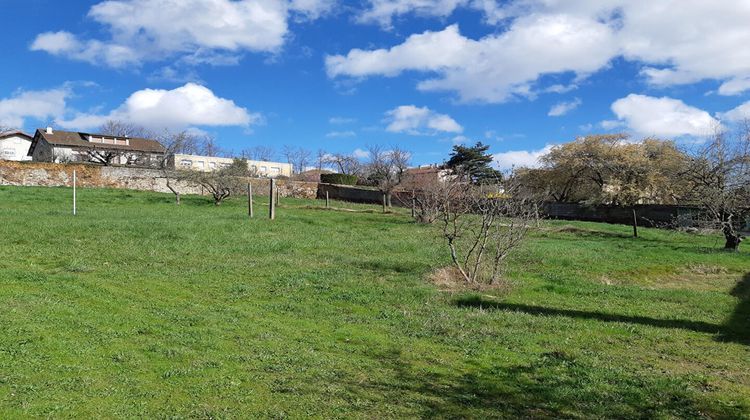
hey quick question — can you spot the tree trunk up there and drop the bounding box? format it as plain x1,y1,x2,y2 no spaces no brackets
723,223,742,251
632,207,638,238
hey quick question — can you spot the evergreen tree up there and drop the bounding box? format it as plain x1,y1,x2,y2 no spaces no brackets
445,142,502,184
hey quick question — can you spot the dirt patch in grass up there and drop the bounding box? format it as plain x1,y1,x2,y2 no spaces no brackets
427,266,513,294
552,225,630,239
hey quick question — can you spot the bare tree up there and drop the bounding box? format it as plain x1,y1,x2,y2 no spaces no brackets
199,135,223,157
242,146,275,162
182,158,251,205
325,153,361,175
98,120,151,138
681,123,750,251
76,146,145,166
316,149,328,171
365,145,411,207
156,130,205,204
281,145,312,174
439,175,539,285
412,176,449,224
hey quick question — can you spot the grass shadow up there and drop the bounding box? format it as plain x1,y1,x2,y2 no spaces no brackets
453,296,722,335
343,348,716,418
718,272,750,344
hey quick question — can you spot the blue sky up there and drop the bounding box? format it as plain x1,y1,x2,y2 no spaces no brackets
2,0,750,168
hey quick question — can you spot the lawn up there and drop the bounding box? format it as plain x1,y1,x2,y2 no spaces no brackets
0,186,748,418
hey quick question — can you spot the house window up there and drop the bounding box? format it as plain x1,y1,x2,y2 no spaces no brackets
209,162,217,170
271,167,280,175
196,161,205,169
260,166,268,173
180,159,192,167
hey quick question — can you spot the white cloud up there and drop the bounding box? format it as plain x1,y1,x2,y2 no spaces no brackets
352,148,370,159
0,87,71,129
289,0,337,19
30,0,333,67
384,105,462,134
357,0,468,28
56,83,260,131
329,116,356,124
329,1,750,100
610,94,719,138
600,119,625,130
548,98,581,117
718,77,750,96
325,130,356,138
718,101,750,122
493,144,553,170
327,16,617,103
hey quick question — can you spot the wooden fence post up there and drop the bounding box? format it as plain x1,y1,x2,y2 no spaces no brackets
269,179,276,220
325,191,329,208
382,193,386,213
247,183,253,218
72,169,77,216
411,190,415,218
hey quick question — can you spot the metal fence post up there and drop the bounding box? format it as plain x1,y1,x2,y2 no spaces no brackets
269,179,276,220
73,170,77,216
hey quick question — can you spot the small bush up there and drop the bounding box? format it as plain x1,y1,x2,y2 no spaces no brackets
321,173,358,185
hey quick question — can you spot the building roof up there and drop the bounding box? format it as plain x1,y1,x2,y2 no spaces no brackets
31,129,166,154
0,130,32,141
405,166,445,175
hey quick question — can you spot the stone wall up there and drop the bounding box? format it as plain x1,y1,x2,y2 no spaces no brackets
0,161,318,199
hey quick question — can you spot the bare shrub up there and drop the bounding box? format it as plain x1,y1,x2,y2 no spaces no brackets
439,176,539,286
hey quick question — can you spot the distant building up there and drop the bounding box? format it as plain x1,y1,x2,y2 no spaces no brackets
28,127,166,166
0,130,33,161
170,153,293,178
400,164,453,189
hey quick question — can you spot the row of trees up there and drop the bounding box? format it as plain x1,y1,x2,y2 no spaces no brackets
514,126,749,250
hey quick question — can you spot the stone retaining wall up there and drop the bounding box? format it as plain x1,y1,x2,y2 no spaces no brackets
0,161,318,199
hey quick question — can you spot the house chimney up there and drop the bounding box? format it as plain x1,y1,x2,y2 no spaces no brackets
46,127,53,134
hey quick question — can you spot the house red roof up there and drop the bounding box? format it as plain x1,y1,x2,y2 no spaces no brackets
30,129,166,155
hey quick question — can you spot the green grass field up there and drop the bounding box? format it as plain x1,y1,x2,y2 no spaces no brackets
1,186,748,418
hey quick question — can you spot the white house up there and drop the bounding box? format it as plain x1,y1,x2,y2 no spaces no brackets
0,130,33,161
171,153,293,178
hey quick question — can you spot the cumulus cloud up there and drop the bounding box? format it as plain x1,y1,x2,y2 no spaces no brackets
327,17,617,103
30,0,333,67
493,144,553,170
610,94,719,138
56,83,260,131
329,1,750,101
718,101,750,122
548,98,581,117
384,105,462,134
718,77,750,96
0,87,71,129
357,0,468,28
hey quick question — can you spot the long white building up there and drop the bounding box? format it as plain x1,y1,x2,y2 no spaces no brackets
171,154,293,178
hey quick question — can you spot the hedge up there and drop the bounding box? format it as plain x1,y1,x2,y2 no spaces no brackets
320,173,358,185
